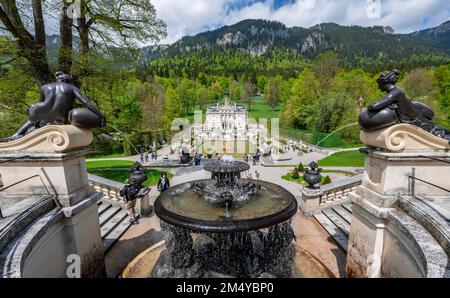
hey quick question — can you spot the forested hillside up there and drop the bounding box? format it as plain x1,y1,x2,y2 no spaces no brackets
1,12,449,152
143,19,450,77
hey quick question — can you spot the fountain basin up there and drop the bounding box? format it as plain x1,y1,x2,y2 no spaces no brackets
121,241,335,278
154,179,298,233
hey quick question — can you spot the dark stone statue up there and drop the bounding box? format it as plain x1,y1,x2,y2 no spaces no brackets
359,69,450,141
129,161,147,186
303,161,322,189
180,151,192,165
2,71,105,141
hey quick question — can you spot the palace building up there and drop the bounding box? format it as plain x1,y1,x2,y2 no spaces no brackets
204,99,247,131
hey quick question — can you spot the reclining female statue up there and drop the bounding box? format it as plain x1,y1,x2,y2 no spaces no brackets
358,69,450,142
2,71,105,141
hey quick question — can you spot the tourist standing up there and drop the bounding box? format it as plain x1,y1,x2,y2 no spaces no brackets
157,174,170,192
255,170,260,180
255,152,260,165
194,153,201,165
119,181,141,223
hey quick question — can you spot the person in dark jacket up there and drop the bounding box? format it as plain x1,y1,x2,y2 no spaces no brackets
157,174,170,192
120,182,141,223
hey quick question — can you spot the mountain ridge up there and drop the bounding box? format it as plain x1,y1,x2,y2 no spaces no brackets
141,19,450,62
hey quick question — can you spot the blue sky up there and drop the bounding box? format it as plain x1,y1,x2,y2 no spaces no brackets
151,0,450,44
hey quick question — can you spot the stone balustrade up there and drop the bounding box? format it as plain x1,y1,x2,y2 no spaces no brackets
88,174,152,215
318,175,363,206
300,174,363,216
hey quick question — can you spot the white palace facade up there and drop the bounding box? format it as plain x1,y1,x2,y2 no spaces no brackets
204,99,247,131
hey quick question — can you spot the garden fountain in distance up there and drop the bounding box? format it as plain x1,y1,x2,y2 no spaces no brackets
151,155,301,278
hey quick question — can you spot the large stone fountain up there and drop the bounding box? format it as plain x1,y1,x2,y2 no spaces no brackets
151,156,299,278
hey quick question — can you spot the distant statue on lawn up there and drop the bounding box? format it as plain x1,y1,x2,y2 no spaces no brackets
358,69,450,141
1,71,105,142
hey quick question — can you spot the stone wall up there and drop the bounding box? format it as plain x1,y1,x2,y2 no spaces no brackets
0,125,106,278
1,192,105,278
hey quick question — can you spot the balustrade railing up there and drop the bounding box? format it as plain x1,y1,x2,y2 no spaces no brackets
318,175,363,206
300,174,363,215
88,174,123,203
87,174,153,215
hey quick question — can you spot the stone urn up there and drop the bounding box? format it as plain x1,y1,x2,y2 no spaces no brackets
129,161,147,186
303,161,322,189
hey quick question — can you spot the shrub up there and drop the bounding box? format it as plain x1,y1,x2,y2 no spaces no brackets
297,163,304,172
291,168,300,179
323,175,332,185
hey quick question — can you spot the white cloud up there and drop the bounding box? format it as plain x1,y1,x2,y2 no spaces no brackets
151,0,450,45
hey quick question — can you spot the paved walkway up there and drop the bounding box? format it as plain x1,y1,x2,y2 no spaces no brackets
87,144,345,165
263,150,328,166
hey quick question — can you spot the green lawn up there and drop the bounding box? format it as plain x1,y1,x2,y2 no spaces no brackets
318,150,365,167
86,159,173,186
86,152,127,159
241,96,281,120
86,160,134,169
88,169,173,186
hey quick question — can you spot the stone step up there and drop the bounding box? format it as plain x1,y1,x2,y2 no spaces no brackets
100,209,128,239
342,203,353,213
102,211,132,253
313,213,348,252
322,208,350,236
332,205,353,224
389,209,450,278
97,201,112,215
99,205,122,227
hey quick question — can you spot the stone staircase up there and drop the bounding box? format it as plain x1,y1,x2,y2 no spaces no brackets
97,200,132,253
313,203,353,252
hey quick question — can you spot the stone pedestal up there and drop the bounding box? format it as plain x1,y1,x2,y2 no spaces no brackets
345,191,391,277
138,190,153,216
345,124,450,277
360,123,450,152
359,149,450,206
0,150,91,207
0,125,106,277
0,125,96,208
300,187,322,215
